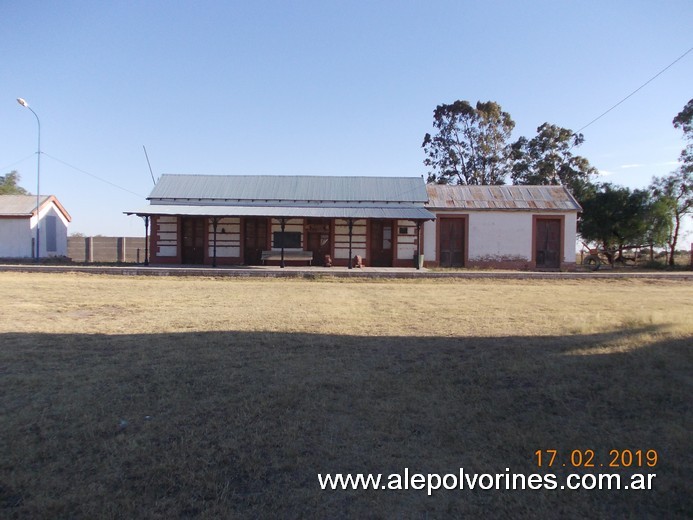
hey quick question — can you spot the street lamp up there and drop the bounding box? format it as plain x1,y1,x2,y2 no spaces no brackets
17,98,41,262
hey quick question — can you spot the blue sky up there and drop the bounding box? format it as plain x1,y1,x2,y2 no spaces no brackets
2,1,691,237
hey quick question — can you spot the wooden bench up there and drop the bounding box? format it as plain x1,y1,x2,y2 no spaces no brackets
261,250,314,266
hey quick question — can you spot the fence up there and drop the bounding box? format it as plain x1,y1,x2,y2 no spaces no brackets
67,236,147,263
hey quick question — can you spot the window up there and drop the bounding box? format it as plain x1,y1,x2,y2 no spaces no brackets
273,231,301,249
45,215,57,252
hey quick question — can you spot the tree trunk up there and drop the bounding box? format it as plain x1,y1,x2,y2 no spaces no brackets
668,214,681,267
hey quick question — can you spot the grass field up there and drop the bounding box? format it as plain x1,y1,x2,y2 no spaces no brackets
1,272,691,518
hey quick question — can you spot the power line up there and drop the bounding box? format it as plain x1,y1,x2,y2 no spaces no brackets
42,152,146,198
0,153,37,173
576,46,693,134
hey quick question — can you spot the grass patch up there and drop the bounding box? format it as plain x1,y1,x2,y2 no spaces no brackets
0,273,691,518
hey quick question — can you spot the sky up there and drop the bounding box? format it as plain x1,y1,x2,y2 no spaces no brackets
2,0,691,238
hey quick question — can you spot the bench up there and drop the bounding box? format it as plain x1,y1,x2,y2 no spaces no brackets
261,250,314,266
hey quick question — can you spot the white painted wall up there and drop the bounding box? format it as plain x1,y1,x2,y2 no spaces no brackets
425,210,580,265
423,219,437,262
468,212,532,262
155,216,178,257
207,217,241,258
334,219,367,260
40,204,69,257
0,202,69,258
396,220,418,261
0,218,32,257
563,213,578,263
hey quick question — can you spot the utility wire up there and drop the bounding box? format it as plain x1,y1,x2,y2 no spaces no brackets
42,152,146,198
576,46,693,134
0,153,38,173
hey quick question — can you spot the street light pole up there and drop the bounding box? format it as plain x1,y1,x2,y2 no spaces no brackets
17,98,41,262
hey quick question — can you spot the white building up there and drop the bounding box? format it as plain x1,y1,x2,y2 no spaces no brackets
0,195,72,258
424,185,581,269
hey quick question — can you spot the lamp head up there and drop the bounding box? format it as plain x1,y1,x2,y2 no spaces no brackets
17,98,29,108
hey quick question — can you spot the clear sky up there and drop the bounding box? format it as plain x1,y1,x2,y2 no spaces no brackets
2,1,691,238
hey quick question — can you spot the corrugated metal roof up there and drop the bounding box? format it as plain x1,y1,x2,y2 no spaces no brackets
0,195,50,216
126,204,435,220
426,185,582,211
149,174,429,203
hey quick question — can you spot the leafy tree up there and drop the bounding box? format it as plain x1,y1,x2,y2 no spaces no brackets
642,197,673,261
0,171,30,195
673,98,692,174
650,168,692,266
579,183,652,264
422,100,515,185
510,123,598,200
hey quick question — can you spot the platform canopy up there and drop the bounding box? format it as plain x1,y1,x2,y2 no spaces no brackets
125,174,435,221
125,204,434,220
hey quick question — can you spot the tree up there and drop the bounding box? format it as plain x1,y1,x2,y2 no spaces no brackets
422,100,515,185
673,98,692,174
579,183,652,264
642,196,674,261
0,171,30,195
510,123,598,201
650,168,692,266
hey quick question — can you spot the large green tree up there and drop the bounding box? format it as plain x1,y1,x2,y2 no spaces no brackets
578,183,652,264
673,98,692,174
510,123,598,201
650,168,692,266
422,100,515,185
0,171,30,195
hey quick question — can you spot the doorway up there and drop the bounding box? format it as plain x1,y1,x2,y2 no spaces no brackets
306,219,331,266
535,218,562,268
181,217,206,264
244,217,268,265
439,217,465,267
370,220,394,267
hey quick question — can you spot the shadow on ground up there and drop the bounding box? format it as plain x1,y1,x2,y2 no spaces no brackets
0,328,690,519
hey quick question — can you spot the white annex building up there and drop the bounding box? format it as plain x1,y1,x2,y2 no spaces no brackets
0,195,71,259
424,184,581,269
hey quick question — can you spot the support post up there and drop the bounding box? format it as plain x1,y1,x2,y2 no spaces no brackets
143,216,150,266
280,218,286,268
212,217,219,268
416,220,422,270
348,218,354,270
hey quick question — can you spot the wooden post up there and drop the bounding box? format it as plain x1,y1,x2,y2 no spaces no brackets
144,216,150,266
280,218,286,268
416,220,422,270
212,217,219,268
348,218,354,270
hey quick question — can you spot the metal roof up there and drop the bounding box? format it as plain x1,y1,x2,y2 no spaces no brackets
0,195,47,216
426,185,582,211
0,195,72,221
149,174,429,203
126,204,435,220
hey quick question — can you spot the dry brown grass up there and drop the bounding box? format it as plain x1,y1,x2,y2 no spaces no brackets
0,272,691,518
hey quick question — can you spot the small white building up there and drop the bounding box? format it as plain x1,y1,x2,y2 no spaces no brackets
0,195,71,258
423,185,581,269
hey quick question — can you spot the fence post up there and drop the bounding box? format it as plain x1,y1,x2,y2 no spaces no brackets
86,237,94,263
117,237,125,263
